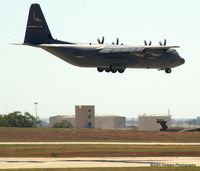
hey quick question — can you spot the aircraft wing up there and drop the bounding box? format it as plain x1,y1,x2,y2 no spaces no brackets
98,45,179,54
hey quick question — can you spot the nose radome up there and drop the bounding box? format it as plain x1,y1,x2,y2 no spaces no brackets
181,58,185,64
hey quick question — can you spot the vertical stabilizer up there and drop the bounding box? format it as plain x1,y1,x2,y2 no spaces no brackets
24,4,69,45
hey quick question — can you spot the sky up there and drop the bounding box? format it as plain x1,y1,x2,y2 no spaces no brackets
0,0,200,119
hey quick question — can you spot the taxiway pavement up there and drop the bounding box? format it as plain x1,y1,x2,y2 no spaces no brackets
0,157,199,169
1,142,200,145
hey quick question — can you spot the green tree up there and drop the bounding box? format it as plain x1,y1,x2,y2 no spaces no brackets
53,120,73,128
3,111,38,127
0,115,9,126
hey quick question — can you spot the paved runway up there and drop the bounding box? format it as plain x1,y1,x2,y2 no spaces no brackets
0,157,199,169
1,142,200,145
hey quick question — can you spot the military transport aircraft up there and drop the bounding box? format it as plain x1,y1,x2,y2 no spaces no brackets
21,3,185,73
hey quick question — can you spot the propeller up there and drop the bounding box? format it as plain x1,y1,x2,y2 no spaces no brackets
116,38,119,45
97,36,105,44
159,39,167,46
112,38,122,45
144,40,152,46
97,37,122,45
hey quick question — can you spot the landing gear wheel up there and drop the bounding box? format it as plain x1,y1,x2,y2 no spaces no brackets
165,68,172,74
97,68,104,72
118,69,125,73
111,69,117,73
105,68,111,73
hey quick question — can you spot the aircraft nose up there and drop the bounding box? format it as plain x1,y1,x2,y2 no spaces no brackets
180,57,185,65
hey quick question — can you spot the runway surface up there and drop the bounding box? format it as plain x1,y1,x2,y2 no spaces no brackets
0,157,199,169
1,142,200,145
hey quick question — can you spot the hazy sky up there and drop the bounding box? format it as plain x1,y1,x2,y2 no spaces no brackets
1,0,200,119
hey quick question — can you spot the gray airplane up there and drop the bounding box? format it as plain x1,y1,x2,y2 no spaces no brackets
22,4,185,74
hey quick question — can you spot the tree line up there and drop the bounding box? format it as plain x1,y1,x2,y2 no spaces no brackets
0,111,41,127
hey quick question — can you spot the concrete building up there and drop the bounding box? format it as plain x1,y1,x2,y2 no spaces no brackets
75,105,95,128
138,114,171,131
49,115,75,128
196,117,200,125
95,115,126,130
49,105,125,129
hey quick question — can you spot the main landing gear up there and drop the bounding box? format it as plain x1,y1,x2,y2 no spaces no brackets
97,68,125,73
98,67,172,74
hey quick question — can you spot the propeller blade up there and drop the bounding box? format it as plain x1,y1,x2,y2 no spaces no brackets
163,39,167,46
148,41,152,46
159,41,163,46
101,36,104,44
144,40,147,46
97,38,101,44
116,38,119,45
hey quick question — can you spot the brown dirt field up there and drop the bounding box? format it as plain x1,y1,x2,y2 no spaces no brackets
0,128,200,142
0,144,200,157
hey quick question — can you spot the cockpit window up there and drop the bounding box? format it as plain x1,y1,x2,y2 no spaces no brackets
167,49,179,56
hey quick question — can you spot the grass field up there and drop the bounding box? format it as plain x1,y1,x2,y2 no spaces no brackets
1,128,200,170
0,128,200,158
0,144,200,157
0,128,200,142
1,167,200,171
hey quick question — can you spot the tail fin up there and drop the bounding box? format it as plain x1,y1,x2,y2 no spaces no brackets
24,4,68,45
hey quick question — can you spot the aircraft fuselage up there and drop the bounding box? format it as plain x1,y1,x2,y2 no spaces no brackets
39,44,185,72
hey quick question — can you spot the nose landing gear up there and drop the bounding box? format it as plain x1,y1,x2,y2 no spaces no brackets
165,68,172,73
